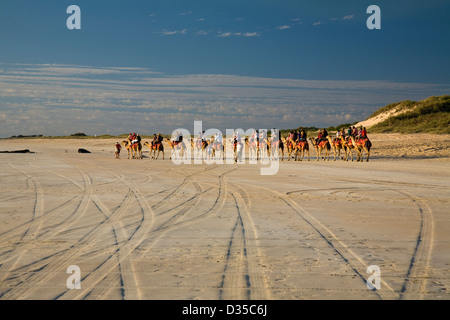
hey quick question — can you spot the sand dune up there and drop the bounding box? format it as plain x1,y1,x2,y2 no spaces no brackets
0,134,449,300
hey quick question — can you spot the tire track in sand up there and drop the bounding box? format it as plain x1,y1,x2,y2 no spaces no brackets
219,186,270,300
238,182,397,300
135,166,236,259
0,172,135,300
52,156,155,300
0,162,98,290
72,165,235,299
337,178,435,300
397,190,434,300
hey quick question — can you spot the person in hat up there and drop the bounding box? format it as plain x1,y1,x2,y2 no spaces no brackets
157,133,163,144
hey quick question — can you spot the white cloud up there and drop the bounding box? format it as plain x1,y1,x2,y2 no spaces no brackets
1,63,448,137
343,14,354,20
243,32,260,37
277,25,291,30
160,29,187,36
217,32,232,38
196,30,210,35
313,21,324,26
217,31,260,38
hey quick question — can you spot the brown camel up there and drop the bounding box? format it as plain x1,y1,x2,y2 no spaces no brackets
191,138,209,160
327,136,346,161
294,140,310,161
121,140,135,159
350,136,372,162
245,137,259,160
339,136,355,161
209,137,224,160
143,141,164,160
309,137,330,161
282,138,296,161
258,139,270,159
133,141,143,159
268,137,284,161
166,138,187,160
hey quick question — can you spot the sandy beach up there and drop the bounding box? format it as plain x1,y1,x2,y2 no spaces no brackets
0,133,449,300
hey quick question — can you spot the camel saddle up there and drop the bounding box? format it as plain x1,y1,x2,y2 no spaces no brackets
356,137,369,145
318,140,328,148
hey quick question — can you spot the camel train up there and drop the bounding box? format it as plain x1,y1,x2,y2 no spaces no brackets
120,129,371,163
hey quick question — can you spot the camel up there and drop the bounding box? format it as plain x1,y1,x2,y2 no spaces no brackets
245,137,260,160
350,136,372,162
294,140,310,161
309,137,330,161
327,136,346,161
121,140,142,159
133,141,143,159
121,140,132,159
258,139,270,159
282,138,296,161
339,136,355,161
268,138,284,161
143,141,164,160
208,136,224,160
191,138,208,160
166,138,187,160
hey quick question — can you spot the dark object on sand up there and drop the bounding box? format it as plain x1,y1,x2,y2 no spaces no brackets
78,148,91,153
0,149,33,153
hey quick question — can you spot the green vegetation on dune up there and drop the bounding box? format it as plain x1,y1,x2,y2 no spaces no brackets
369,95,450,134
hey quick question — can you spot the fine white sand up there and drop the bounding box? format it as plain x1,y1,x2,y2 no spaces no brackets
0,134,449,300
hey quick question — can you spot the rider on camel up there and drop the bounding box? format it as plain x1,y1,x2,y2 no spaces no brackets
357,127,368,140
196,131,203,149
172,131,183,145
298,130,307,142
151,134,157,148
129,133,139,145
233,131,241,147
214,132,223,148
260,130,267,144
250,130,258,146
315,129,328,144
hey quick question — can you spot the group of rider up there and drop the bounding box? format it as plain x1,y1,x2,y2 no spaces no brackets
127,133,142,146
123,125,368,152
128,132,165,149
196,131,223,149
285,126,368,146
151,133,164,148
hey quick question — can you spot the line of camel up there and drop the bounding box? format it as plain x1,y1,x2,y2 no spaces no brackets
120,134,372,162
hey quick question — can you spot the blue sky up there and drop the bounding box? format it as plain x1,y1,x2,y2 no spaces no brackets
0,0,449,137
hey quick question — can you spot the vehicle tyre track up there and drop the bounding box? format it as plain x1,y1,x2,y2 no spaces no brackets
335,178,435,300
219,188,270,300
238,182,397,300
